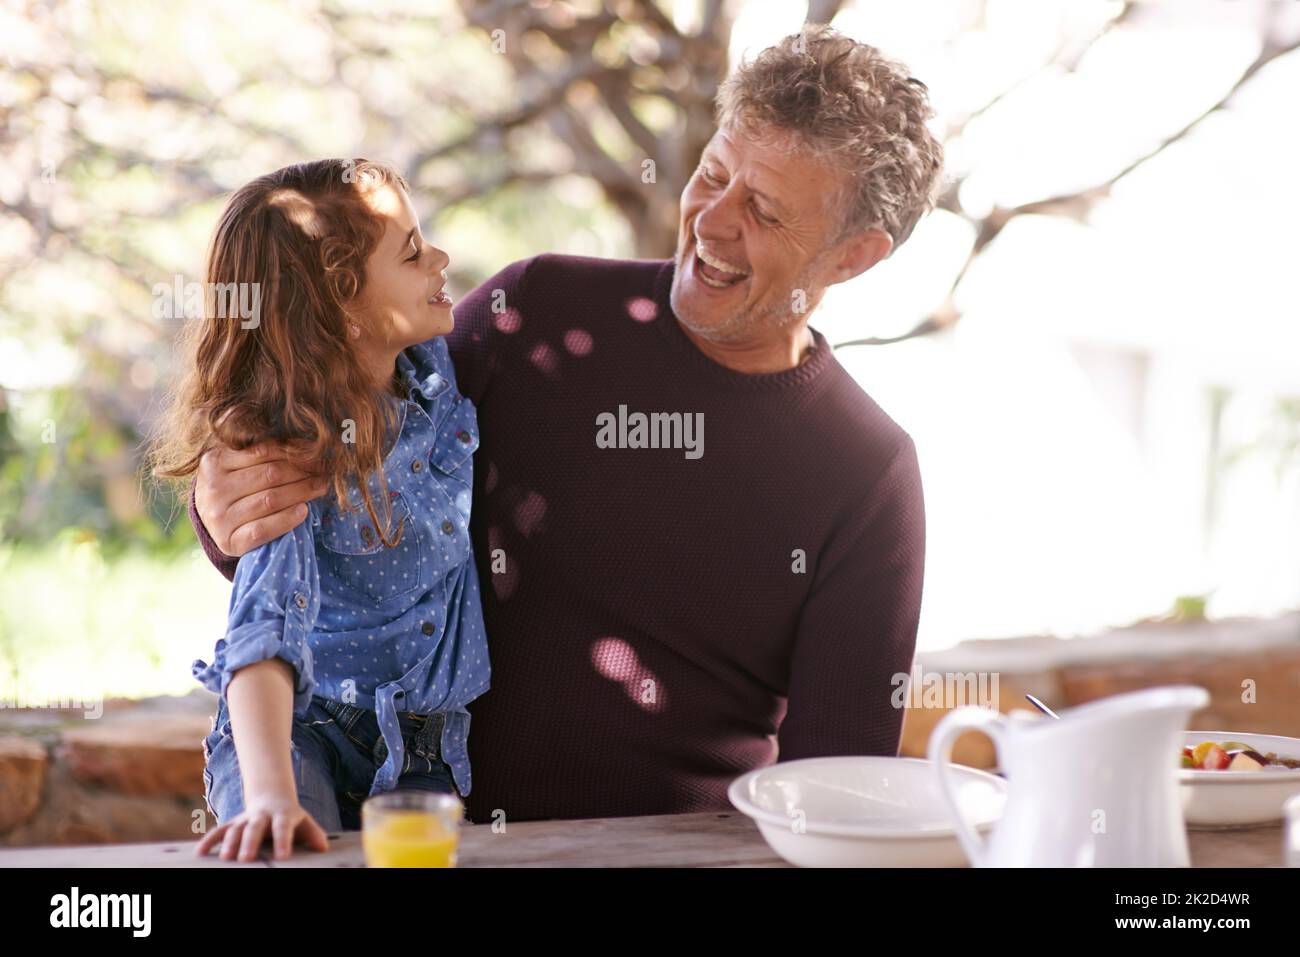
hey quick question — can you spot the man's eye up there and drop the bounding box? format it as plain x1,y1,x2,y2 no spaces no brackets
752,203,778,226
701,167,724,185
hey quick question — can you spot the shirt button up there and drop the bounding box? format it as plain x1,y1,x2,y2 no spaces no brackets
294,593,307,609
456,430,472,444
411,459,423,473
421,621,435,635
441,520,454,535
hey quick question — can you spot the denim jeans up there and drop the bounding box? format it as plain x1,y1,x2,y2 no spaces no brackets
202,694,465,832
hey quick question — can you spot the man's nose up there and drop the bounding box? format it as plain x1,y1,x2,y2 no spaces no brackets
694,192,742,244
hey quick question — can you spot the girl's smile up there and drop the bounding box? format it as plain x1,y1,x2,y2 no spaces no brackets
354,181,454,390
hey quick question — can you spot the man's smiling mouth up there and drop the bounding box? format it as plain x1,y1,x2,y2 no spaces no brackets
694,246,750,288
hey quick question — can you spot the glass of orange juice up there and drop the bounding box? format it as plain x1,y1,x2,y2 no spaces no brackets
362,790,464,868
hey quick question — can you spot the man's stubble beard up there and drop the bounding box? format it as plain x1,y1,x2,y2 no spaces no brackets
670,253,823,346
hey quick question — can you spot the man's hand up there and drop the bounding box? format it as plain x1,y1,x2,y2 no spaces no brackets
195,440,329,557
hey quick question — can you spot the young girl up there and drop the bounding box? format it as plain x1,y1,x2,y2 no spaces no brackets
149,158,489,862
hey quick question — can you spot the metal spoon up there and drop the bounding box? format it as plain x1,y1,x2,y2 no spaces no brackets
1024,694,1061,719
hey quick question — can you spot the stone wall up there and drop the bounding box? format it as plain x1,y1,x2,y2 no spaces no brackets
0,690,216,847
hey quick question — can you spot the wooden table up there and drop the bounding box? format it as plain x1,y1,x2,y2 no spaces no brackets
0,811,1288,867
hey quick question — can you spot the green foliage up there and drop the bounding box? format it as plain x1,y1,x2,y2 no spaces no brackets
1170,594,1209,622
0,538,229,702
0,385,195,556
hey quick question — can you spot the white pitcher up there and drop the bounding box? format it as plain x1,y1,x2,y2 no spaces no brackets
929,685,1210,867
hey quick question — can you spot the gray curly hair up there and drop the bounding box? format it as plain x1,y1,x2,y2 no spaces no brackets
715,24,945,255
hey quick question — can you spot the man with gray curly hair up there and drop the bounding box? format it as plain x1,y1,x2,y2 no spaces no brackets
672,24,944,362
189,24,942,826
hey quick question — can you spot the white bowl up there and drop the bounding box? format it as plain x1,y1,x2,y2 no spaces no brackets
1179,731,1300,828
727,756,1007,867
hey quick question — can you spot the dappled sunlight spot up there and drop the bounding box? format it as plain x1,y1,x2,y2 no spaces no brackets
563,328,593,356
266,188,325,238
493,307,522,334
512,490,547,537
590,636,668,713
529,342,558,375
487,525,517,601
626,297,657,322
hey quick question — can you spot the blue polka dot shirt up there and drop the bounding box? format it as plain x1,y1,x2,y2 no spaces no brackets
192,336,491,799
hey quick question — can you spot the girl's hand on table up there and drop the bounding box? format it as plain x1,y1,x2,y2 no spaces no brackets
195,791,330,862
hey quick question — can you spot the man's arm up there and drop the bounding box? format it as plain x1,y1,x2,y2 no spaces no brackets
777,436,926,760
190,479,239,582
188,442,329,580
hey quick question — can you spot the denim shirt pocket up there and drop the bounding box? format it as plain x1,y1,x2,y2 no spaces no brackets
317,491,426,604
429,397,479,480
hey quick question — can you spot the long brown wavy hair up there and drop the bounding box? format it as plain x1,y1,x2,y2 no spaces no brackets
148,158,414,547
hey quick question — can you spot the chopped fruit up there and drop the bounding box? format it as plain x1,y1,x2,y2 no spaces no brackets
1202,745,1230,770
1191,742,1218,767
1181,739,1300,770
1228,752,1265,771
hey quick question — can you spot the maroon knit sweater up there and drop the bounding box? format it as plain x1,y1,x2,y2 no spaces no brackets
189,254,926,823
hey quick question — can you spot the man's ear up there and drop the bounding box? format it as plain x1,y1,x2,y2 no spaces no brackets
826,227,893,285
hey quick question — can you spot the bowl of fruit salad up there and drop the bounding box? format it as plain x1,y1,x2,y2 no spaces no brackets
1179,731,1300,828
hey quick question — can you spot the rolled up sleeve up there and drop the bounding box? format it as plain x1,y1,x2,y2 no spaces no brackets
191,519,320,718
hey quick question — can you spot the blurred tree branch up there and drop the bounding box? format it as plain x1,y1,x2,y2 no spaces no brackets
3,0,1296,544
413,0,843,255
412,0,735,256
